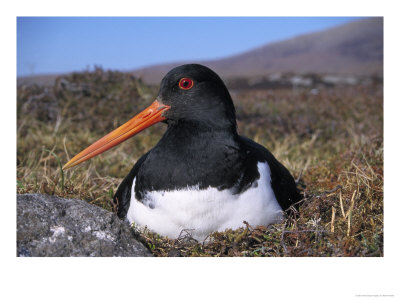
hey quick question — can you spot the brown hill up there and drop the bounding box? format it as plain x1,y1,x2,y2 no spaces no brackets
18,18,382,86
133,18,383,84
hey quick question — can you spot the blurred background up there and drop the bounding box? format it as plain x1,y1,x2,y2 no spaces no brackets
17,17,382,85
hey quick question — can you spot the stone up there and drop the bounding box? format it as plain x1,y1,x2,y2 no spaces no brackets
17,194,152,257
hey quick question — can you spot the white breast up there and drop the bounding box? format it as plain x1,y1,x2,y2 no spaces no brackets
126,162,283,241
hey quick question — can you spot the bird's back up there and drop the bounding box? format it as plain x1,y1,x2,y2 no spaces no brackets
239,136,301,211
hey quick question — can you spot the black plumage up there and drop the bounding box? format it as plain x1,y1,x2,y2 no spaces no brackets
113,64,300,219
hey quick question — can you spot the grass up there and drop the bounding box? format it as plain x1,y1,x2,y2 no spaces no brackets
17,67,383,256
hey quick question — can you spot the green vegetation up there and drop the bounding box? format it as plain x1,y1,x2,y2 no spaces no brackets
17,68,383,256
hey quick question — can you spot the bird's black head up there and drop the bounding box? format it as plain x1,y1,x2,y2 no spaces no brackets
157,64,237,131
63,64,237,169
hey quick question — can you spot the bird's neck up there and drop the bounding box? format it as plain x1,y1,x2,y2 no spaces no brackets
164,119,238,141
134,120,247,195
132,119,262,198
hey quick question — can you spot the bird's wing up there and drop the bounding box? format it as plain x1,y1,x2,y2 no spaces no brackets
239,136,301,211
113,151,150,218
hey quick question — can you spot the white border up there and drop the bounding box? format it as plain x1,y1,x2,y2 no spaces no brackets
3,1,399,299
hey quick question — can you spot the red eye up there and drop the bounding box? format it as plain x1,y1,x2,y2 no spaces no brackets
178,78,194,90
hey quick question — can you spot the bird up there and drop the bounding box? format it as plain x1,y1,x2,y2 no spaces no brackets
63,64,300,240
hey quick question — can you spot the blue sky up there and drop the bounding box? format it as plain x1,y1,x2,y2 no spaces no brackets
17,17,364,77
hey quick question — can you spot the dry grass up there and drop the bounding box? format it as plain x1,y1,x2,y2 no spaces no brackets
17,68,383,256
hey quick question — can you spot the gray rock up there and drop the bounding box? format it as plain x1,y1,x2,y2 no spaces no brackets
17,194,152,257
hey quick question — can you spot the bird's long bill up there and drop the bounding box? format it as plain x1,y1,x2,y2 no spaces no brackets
63,100,170,170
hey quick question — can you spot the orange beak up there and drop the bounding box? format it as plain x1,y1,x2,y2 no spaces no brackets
63,100,170,170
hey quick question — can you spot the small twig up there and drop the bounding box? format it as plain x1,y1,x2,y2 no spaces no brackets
284,205,299,216
345,190,357,219
330,207,336,233
202,233,213,248
63,136,70,162
302,185,343,204
243,220,254,231
339,191,345,218
346,190,357,236
295,158,310,184
295,169,304,184
176,229,198,244
282,229,328,234
316,185,343,198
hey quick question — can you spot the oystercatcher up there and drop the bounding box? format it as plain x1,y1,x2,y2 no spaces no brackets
63,64,300,240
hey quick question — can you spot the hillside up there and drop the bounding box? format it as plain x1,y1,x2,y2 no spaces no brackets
17,18,383,87
133,18,383,83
